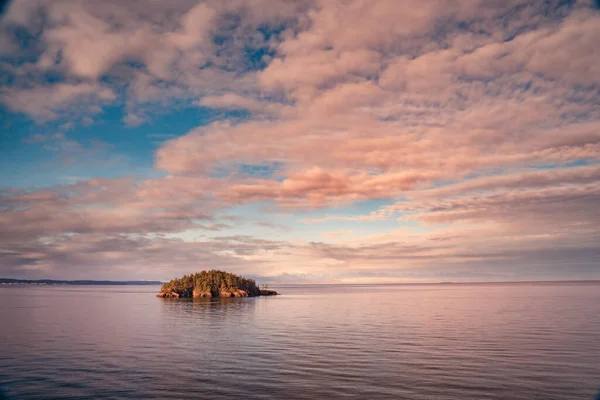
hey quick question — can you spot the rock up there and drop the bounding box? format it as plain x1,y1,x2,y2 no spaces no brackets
218,289,249,297
156,291,180,298
158,288,277,298
193,288,212,298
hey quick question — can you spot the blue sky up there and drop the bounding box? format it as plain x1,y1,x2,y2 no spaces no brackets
0,0,599,282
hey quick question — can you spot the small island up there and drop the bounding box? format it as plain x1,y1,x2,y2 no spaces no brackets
156,270,278,298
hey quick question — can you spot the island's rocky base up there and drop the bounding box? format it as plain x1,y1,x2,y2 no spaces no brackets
156,270,278,298
156,289,278,298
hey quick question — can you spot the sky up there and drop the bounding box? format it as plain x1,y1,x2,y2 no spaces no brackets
0,0,599,283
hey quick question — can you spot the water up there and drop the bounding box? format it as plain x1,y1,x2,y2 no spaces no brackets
1,282,599,399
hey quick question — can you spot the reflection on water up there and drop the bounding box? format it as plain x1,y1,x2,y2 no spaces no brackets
1,282,600,399
159,296,259,318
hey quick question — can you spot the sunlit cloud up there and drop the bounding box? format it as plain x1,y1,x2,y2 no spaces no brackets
0,0,598,281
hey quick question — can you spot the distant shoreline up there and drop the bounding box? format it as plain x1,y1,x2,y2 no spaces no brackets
0,278,163,286
267,280,600,286
1,278,599,287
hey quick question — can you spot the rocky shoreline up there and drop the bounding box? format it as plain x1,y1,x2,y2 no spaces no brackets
156,288,278,298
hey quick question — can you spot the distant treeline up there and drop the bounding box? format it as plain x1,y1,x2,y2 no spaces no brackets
0,278,163,285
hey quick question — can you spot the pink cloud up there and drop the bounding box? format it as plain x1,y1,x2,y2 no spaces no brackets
2,0,599,280
0,175,225,244
222,167,440,208
1,82,115,120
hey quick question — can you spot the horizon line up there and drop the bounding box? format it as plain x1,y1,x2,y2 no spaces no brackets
2,278,600,286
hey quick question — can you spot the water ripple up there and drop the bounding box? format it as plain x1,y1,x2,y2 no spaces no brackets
1,283,599,399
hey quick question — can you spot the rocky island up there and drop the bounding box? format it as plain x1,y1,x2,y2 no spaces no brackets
156,270,278,298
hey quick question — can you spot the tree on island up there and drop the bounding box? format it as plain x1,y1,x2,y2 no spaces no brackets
157,270,278,298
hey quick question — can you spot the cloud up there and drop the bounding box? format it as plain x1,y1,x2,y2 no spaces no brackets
322,230,352,239
0,175,224,243
401,183,600,226
259,48,382,94
1,0,599,281
1,82,115,120
411,165,600,200
0,0,308,121
221,167,440,208
198,93,286,115
300,210,390,224
0,233,272,280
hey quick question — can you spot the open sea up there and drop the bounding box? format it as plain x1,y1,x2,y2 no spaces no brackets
1,282,599,399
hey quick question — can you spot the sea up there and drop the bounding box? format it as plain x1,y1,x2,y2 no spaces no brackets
1,282,599,399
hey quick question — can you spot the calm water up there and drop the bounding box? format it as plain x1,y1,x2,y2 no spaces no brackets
1,282,599,399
